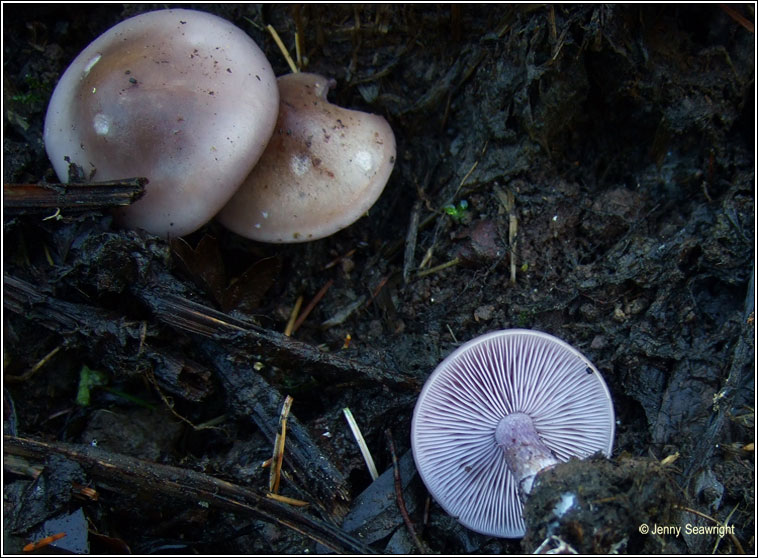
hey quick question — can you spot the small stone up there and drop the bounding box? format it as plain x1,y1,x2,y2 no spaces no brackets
454,219,504,265
590,335,607,349
474,304,495,322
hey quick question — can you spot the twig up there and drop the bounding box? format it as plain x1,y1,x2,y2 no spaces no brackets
445,324,458,344
294,31,303,69
385,429,428,554
291,279,333,334
5,273,418,391
343,408,379,480
5,435,373,554
416,257,460,278
200,339,352,520
284,296,303,336
403,201,421,284
720,4,754,33
453,160,479,198
323,248,356,270
676,505,745,554
23,533,66,552
146,369,217,431
266,24,299,74
548,4,557,42
418,246,434,270
3,178,146,214
508,208,518,284
368,275,390,305
266,493,309,507
452,140,488,198
494,184,518,284
293,5,305,69
4,345,62,382
270,395,294,493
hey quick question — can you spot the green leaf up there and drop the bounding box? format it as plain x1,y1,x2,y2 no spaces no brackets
76,365,109,406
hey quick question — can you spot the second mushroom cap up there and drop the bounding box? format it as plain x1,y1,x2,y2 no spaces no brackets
217,72,396,242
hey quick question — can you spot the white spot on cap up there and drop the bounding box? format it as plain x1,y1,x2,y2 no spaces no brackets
354,150,373,174
93,113,110,136
82,53,102,78
290,153,311,176
261,211,269,219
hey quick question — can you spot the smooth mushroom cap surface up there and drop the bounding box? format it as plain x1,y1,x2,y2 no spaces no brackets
44,8,279,238
217,72,396,243
411,329,615,538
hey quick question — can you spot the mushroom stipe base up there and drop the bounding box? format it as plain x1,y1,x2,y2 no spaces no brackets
495,412,560,500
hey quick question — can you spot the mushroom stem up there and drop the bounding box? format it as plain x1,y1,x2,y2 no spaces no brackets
495,412,560,499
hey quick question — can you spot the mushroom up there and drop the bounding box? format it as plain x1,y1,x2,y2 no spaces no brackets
411,329,614,538
43,9,279,238
217,72,396,243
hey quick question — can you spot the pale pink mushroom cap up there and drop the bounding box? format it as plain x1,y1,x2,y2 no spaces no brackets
411,329,615,538
217,72,396,243
43,9,279,238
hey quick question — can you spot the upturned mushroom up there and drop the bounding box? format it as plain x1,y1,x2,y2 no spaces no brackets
217,72,396,243
411,329,615,538
43,9,279,238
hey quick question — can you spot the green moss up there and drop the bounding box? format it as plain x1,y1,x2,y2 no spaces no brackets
516,309,532,327
443,199,469,222
10,74,48,106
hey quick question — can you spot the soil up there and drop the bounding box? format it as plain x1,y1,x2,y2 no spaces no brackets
3,3,754,555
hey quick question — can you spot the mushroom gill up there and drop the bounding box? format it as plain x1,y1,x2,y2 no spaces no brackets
411,329,615,538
